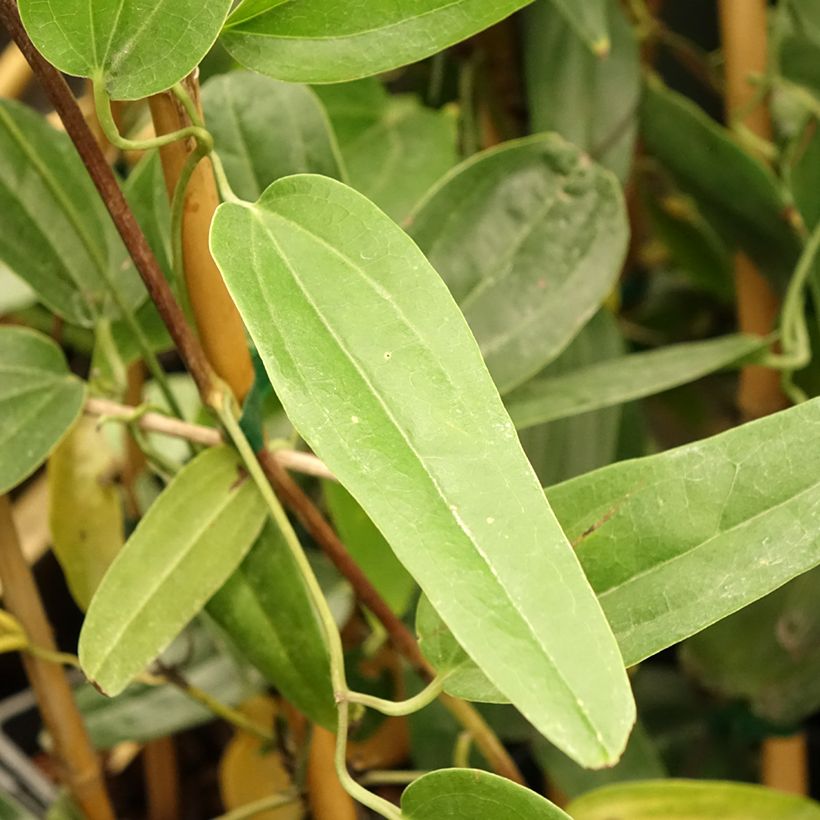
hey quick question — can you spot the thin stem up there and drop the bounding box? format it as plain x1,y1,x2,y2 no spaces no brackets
453,731,474,769
210,150,241,204
215,791,301,820
170,146,207,300
359,770,427,787
348,676,444,717
92,78,212,153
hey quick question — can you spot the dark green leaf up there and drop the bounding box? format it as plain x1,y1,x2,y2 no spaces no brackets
409,135,628,393
0,100,144,326
211,174,634,768
524,0,638,181
79,446,267,696
505,334,765,430
206,521,336,730
19,0,233,99
0,326,86,494
568,780,820,819
202,71,344,203
402,769,571,819
221,0,535,84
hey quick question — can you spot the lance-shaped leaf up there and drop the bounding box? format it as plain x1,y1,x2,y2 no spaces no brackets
409,134,628,394
210,174,635,768
48,416,124,611
79,447,267,696
0,327,86,495
568,780,820,820
0,100,144,326
19,0,233,100
402,769,571,820
220,0,535,84
547,0,609,55
641,76,801,285
420,399,820,692
505,334,765,431
201,72,344,203
206,521,336,730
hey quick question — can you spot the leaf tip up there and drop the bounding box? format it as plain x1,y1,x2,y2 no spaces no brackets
592,36,610,58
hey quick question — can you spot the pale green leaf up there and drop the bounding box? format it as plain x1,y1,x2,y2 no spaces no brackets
0,326,86,495
312,78,388,146
505,334,765,430
641,76,800,284
0,266,36,316
48,415,124,611
206,521,336,730
409,135,628,394
681,566,820,726
402,769,571,819
568,780,820,819
324,481,416,617
221,0,535,83
210,174,634,767
0,100,144,326
202,72,344,203
420,400,820,692
524,0,638,181
79,446,267,696
19,0,232,99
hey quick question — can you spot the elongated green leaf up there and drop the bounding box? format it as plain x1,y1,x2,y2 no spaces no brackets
409,135,628,393
210,174,634,768
551,398,820,666
79,446,267,696
641,76,800,284
48,415,123,611
681,566,820,726
547,0,609,54
312,78,388,146
331,91,458,222
525,0,636,179
0,326,86,495
786,117,820,231
519,309,624,487
420,399,820,691
402,769,571,819
19,0,232,99
568,780,820,819
206,521,336,730
201,72,344,203
0,101,144,326
221,0,534,83
76,626,261,748
0,266,35,315
505,334,765,430
324,481,415,617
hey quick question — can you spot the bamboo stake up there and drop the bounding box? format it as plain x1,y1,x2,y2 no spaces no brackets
718,0,786,421
148,78,254,402
0,497,114,819
143,737,181,820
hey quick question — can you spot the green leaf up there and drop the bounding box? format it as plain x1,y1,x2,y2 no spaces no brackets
681,566,820,726
312,78,388,146
221,0,535,83
568,780,820,819
518,310,624,487
788,0,820,46
786,117,820,231
210,174,634,768
547,0,609,55
402,769,571,819
201,72,344,203
534,722,666,801
551,398,820,667
75,625,261,748
327,89,458,222
19,0,233,99
0,266,36,316
48,415,124,611
505,334,765,431
0,792,37,819
206,521,336,730
0,326,86,495
79,446,267,696
0,100,144,326
641,76,801,285
525,0,634,178
324,481,416,617
409,134,628,394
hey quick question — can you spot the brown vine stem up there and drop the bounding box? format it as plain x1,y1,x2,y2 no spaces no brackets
718,0,786,422
0,497,114,820
0,0,523,786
